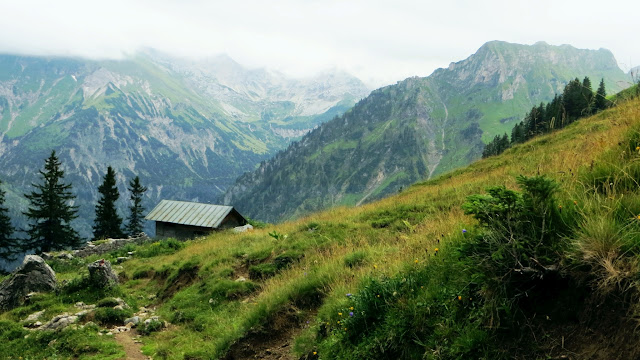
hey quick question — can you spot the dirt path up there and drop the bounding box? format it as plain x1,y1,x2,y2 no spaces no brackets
115,331,149,360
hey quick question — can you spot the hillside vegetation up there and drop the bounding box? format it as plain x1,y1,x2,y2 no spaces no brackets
224,41,632,224
2,95,640,359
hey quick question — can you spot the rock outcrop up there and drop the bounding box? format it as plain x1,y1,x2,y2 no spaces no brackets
0,255,56,311
88,259,118,289
72,233,151,258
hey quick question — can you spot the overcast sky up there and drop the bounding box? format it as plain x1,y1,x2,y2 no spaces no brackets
0,0,638,87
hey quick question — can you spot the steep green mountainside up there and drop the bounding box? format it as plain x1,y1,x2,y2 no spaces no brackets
0,53,368,236
223,41,632,223
2,95,639,359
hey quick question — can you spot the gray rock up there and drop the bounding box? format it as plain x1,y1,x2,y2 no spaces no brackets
124,316,140,325
24,310,45,323
233,224,254,233
56,253,74,260
39,313,78,331
0,255,57,311
87,259,118,288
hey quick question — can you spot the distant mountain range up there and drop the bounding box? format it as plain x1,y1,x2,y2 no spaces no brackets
222,41,633,223
0,51,369,237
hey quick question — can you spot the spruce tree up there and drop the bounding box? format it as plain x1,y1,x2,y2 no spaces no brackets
581,76,594,116
126,176,147,236
93,166,124,240
0,179,18,263
594,78,608,111
23,150,81,253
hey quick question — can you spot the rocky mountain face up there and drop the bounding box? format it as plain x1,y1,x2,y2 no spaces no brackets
223,41,632,223
0,52,369,237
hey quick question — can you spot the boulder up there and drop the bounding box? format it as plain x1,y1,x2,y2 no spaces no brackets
124,316,140,326
0,255,57,311
88,259,118,288
39,313,78,331
233,224,254,233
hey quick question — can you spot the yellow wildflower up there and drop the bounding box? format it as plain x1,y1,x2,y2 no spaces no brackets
458,295,462,300
414,259,419,263
349,307,354,310
313,352,317,355
338,312,342,316
434,248,439,252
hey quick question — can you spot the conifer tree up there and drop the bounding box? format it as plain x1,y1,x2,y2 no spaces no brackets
581,76,594,116
93,166,124,240
594,78,608,111
125,176,147,236
0,179,18,263
23,150,81,253
562,78,583,120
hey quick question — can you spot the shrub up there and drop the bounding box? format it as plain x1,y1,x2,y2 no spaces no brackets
209,279,258,301
249,263,278,280
274,250,304,270
343,251,368,268
459,175,573,320
139,319,164,335
132,267,155,279
136,238,185,258
96,297,121,308
93,307,133,325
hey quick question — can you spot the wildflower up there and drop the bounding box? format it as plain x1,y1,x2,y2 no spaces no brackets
313,352,317,355
574,201,578,205
435,247,439,252
636,146,639,151
458,295,462,300
344,327,347,331
349,307,354,310
462,229,467,234
377,294,380,297
637,215,640,220
349,311,354,317
346,293,352,297
373,264,378,269
414,259,419,263
338,312,342,316
337,320,341,324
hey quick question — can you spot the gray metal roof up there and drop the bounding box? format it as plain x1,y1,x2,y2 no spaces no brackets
145,200,235,228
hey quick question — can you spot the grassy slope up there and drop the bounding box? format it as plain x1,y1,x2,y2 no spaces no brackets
2,97,640,359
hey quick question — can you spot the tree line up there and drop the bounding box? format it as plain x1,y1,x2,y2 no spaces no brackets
0,150,147,264
483,77,610,158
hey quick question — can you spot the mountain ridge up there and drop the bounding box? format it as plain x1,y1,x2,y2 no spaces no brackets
223,40,632,223
0,51,369,237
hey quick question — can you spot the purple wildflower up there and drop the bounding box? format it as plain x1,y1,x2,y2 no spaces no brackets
349,311,354,317
346,293,352,297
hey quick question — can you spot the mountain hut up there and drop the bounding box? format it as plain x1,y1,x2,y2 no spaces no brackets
145,200,247,239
